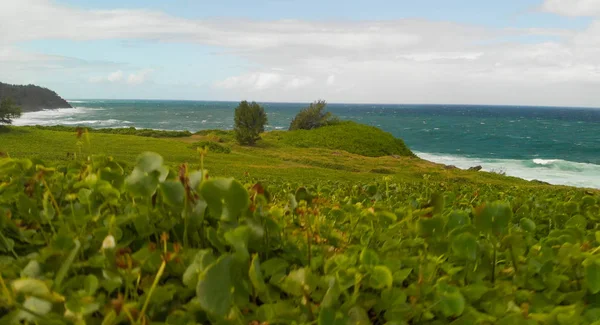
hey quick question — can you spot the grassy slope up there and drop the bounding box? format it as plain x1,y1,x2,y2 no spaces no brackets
0,125,578,190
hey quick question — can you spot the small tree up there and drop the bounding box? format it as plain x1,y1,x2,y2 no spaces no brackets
289,100,338,131
0,98,21,126
234,100,268,145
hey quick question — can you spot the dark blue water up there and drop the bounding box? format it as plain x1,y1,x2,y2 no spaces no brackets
14,100,600,188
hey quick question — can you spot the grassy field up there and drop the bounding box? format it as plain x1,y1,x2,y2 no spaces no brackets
0,123,567,190
2,122,600,324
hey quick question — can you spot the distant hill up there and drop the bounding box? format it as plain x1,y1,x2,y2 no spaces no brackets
0,82,72,112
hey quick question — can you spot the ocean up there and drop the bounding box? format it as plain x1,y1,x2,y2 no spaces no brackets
13,100,600,189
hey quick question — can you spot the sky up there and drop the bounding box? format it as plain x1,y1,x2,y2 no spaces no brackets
1,0,600,106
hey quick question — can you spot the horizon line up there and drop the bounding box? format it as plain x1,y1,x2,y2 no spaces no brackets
65,98,600,110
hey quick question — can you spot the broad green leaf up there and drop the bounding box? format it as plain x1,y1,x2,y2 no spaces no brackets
586,259,600,294
319,307,336,325
125,168,160,197
200,178,249,221
474,201,512,236
418,216,445,238
393,268,412,285
437,283,465,317
360,248,379,266
295,187,312,204
347,306,371,325
160,180,185,206
281,268,308,296
183,250,215,288
370,265,393,289
249,254,267,295
196,254,234,317
21,260,41,278
452,232,478,261
520,218,536,232
84,275,99,296
136,152,163,172
224,225,251,260
446,210,470,231
12,278,51,296
16,297,52,322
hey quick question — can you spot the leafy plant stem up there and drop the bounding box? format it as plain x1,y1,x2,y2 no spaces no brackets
303,288,314,321
139,259,166,324
42,178,61,217
306,216,312,267
0,274,12,305
491,240,497,284
509,245,519,276
54,238,81,291
183,194,189,248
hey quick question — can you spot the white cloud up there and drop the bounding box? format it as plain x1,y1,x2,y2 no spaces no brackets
542,0,600,17
2,0,600,105
88,69,151,85
127,69,153,85
107,70,123,82
326,75,336,86
285,77,314,89
215,72,283,90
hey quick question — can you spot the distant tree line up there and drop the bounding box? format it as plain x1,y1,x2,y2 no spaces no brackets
233,100,338,145
0,82,71,112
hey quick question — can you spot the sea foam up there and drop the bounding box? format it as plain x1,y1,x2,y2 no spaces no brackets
416,152,600,189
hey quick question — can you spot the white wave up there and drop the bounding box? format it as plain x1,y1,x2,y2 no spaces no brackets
67,100,86,103
532,158,559,165
416,151,600,189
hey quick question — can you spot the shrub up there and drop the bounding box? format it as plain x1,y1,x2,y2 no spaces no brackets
234,101,268,145
26,125,191,138
289,100,338,131
0,98,21,126
280,121,415,157
188,141,231,154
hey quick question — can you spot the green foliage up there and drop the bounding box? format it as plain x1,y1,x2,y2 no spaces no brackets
188,141,231,154
1,149,599,324
193,129,235,143
289,100,339,131
0,98,22,125
0,82,70,112
278,121,415,157
27,125,192,138
234,100,268,145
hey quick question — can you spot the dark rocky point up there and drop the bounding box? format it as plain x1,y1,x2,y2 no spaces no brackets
468,165,483,171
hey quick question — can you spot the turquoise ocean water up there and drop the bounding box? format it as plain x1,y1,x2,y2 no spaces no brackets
13,100,600,189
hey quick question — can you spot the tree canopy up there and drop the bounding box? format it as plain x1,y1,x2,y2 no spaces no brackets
234,101,268,145
0,98,22,125
0,82,71,112
289,100,338,131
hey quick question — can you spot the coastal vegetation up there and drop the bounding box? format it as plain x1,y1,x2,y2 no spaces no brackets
234,101,268,145
0,82,71,112
0,125,598,324
289,100,338,131
27,125,192,138
0,98,22,126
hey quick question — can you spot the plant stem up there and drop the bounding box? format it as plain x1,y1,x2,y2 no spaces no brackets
491,242,497,284
139,260,166,323
0,274,12,305
54,239,81,291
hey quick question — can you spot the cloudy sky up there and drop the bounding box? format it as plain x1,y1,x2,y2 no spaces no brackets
1,0,600,106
